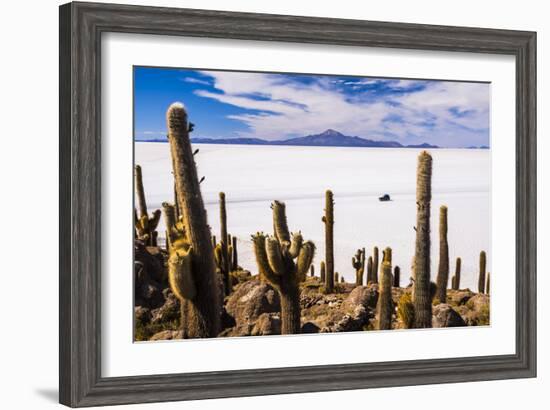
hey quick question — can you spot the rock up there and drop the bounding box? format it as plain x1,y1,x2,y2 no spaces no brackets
134,306,151,325
432,304,466,327
251,313,281,336
321,305,368,332
342,285,379,313
459,294,490,325
226,280,281,328
150,294,180,324
149,330,183,341
447,289,474,306
301,322,320,334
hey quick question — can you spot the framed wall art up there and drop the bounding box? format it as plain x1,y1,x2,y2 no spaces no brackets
59,1,536,407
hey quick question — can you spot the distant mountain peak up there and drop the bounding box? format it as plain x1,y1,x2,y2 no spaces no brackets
318,129,344,137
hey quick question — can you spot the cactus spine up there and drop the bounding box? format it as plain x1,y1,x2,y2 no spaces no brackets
166,102,220,338
436,205,449,303
452,257,461,290
372,246,379,283
323,190,335,293
413,151,433,328
352,248,365,286
478,251,487,293
252,201,315,334
320,261,326,282
377,261,393,330
393,266,401,288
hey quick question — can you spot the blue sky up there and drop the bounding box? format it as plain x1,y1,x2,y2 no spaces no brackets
134,66,490,147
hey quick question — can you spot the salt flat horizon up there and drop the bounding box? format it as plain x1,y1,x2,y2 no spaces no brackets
135,142,491,291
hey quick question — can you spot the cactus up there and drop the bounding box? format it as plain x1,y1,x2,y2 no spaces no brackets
366,256,373,284
352,248,365,286
162,202,185,251
231,235,238,271
166,102,220,338
436,206,449,303
393,266,401,288
397,293,415,329
340,275,345,283
335,272,339,283
218,192,232,295
372,246,379,283
486,272,491,295
377,261,393,330
382,247,392,264
322,190,335,293
413,151,433,328
320,261,326,282
478,251,487,293
451,257,461,290
310,265,315,277
252,201,315,334
134,165,161,246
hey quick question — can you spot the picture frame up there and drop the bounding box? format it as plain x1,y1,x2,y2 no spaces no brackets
59,1,536,407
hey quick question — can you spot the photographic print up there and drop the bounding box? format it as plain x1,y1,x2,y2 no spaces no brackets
133,67,491,341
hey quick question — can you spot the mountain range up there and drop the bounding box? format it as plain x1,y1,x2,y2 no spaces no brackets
139,129,487,149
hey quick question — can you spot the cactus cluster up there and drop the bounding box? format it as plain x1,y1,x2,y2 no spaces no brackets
252,200,315,334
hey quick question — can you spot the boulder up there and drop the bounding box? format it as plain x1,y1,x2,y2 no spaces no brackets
149,330,183,341
341,285,378,313
432,304,466,328
225,280,281,329
150,293,180,324
301,322,320,334
251,313,281,336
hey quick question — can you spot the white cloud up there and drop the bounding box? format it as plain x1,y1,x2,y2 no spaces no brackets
194,71,490,147
183,77,211,86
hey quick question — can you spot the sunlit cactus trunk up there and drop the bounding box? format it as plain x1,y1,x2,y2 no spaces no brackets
166,102,220,339
323,190,335,293
397,293,415,329
134,165,148,219
252,201,315,334
478,251,487,293
377,261,393,330
320,261,326,282
436,206,449,303
486,272,491,295
134,165,160,246
372,246,379,284
218,192,231,295
452,257,461,290
413,151,433,328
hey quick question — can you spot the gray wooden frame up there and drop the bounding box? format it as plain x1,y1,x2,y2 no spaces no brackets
59,1,536,407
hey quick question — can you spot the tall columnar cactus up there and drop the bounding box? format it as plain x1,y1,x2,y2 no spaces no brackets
377,261,393,330
486,273,491,295
310,265,315,277
334,272,339,283
372,246,379,283
478,251,487,293
322,190,335,293
218,192,231,295
134,165,161,246
397,293,415,329
436,205,449,303
413,151,433,328
231,235,238,271
352,248,366,286
393,266,401,288
252,201,315,334
320,261,326,282
166,102,220,339
452,257,461,290
366,256,373,284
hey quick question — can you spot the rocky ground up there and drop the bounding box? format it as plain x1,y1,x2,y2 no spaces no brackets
134,243,490,341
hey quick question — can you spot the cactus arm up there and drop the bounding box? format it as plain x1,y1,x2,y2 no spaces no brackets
295,241,315,281
288,232,303,258
168,246,196,301
265,236,288,276
251,233,278,284
272,200,291,244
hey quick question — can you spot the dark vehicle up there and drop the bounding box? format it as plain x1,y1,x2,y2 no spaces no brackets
379,194,391,202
